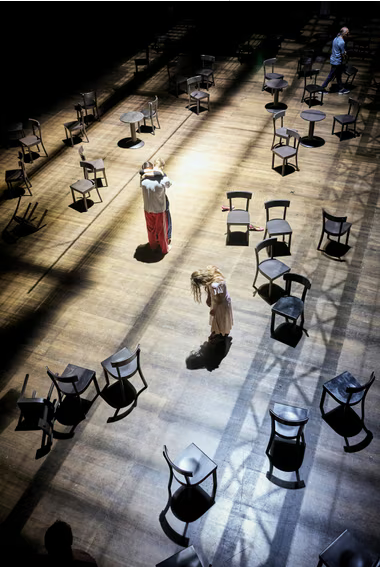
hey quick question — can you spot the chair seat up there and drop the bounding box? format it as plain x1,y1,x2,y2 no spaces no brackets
70,179,95,194
272,295,304,320
19,135,40,147
319,530,375,567
276,126,290,139
5,169,23,182
101,346,138,380
325,219,352,236
141,108,157,119
60,363,96,396
305,84,322,94
87,158,105,171
196,68,213,78
267,219,292,235
259,258,290,280
190,90,209,100
64,120,82,131
272,145,297,159
227,210,250,225
323,371,364,405
173,443,217,486
334,114,356,125
273,403,309,438
265,72,284,80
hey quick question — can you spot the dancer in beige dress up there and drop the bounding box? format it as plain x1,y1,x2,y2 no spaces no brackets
190,266,233,340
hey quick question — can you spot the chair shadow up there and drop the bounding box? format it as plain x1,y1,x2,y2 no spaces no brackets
321,240,351,260
53,396,93,439
100,379,138,423
333,130,359,141
62,136,85,148
304,97,324,107
3,186,26,200
322,405,373,453
187,105,209,115
272,164,298,177
226,231,249,246
22,151,40,164
68,199,94,213
134,243,165,263
254,283,285,306
0,389,19,435
267,439,306,489
271,322,304,348
186,336,232,372
269,240,291,257
138,125,154,135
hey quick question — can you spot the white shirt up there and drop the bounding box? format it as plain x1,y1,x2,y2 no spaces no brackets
140,172,172,213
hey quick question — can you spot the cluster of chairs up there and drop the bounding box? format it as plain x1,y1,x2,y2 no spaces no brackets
167,54,215,114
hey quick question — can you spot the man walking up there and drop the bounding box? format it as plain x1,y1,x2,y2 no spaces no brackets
321,27,350,94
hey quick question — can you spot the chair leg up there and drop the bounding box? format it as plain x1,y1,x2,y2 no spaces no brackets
272,153,275,170
252,267,259,290
96,188,103,203
151,116,155,135
345,227,350,245
317,229,325,250
332,119,335,135
288,232,292,253
70,132,74,147
269,280,272,297
270,311,276,335
71,188,76,204
320,388,327,416
211,469,218,501
156,114,161,129
83,194,88,212
103,170,108,187
282,159,285,177
41,141,48,157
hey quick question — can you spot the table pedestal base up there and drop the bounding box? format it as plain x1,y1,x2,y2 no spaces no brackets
265,102,288,113
118,138,145,149
300,136,325,148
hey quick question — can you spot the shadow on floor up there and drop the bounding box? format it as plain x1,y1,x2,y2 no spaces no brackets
186,335,232,372
134,243,165,263
322,405,373,453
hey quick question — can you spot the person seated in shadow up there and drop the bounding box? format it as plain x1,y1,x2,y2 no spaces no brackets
43,520,98,566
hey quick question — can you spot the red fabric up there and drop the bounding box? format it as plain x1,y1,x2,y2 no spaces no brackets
144,211,168,254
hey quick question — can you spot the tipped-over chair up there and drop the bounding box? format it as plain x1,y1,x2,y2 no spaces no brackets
318,529,379,567
272,129,300,176
301,68,325,107
100,344,148,422
264,199,292,253
266,402,309,488
64,105,89,147
317,209,352,253
19,119,48,163
5,156,32,195
187,76,211,115
138,95,160,135
70,162,103,212
270,273,311,337
332,98,360,140
160,443,217,546
16,374,58,459
253,237,291,298
226,191,252,245
262,58,284,91
320,371,375,452
195,55,216,90
81,90,100,121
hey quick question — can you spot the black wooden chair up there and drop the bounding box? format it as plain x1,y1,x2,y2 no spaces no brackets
16,374,58,458
266,402,309,488
187,76,210,115
64,105,89,147
270,273,311,337
195,55,216,90
253,238,290,298
301,68,325,107
317,210,352,253
317,529,378,567
46,363,99,423
226,191,252,245
332,98,360,140
272,129,300,177
81,91,100,121
264,199,292,253
343,64,358,87
320,371,375,452
167,60,190,97
156,546,210,567
100,344,148,423
296,49,314,78
160,443,217,546
5,156,32,195
19,119,48,163
262,58,284,91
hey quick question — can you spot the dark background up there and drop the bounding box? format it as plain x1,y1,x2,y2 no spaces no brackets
0,1,378,132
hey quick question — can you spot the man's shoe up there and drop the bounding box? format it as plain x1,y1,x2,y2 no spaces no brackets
339,89,350,95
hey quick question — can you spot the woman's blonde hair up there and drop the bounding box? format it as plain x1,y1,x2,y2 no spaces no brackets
154,158,165,170
190,265,224,303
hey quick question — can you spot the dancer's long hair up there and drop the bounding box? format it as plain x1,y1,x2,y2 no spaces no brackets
190,265,225,303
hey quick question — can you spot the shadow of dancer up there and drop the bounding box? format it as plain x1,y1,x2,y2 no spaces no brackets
186,334,233,371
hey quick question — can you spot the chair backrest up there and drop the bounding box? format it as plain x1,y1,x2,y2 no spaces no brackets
226,191,252,211
283,272,311,303
187,75,202,91
75,104,85,123
264,58,276,74
29,118,41,139
286,128,301,150
80,161,97,182
46,366,79,402
255,237,277,261
265,199,290,222
201,54,215,67
110,344,140,379
269,408,309,442
304,68,319,85
347,98,360,119
322,209,348,237
345,371,375,399
82,91,97,107
345,64,358,77
19,159,28,179
163,445,193,484
273,110,285,132
148,95,159,116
